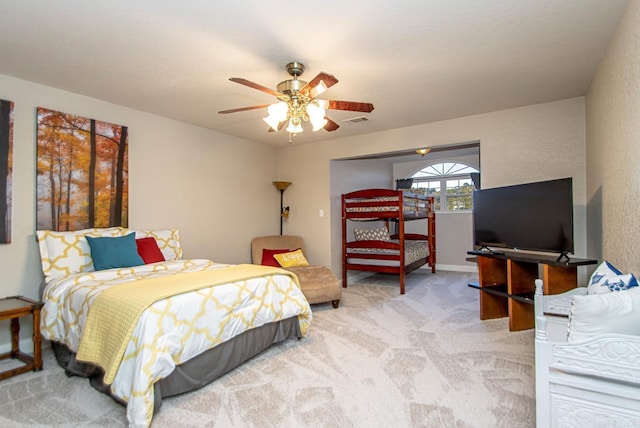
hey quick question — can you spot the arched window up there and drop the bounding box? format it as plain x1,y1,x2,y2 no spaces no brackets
410,162,479,211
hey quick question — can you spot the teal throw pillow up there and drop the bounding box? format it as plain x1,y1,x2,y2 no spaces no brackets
86,233,144,271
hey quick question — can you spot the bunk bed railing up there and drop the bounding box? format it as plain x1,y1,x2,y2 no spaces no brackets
390,233,429,241
343,190,433,220
344,211,402,220
345,199,399,207
345,240,401,250
343,188,400,199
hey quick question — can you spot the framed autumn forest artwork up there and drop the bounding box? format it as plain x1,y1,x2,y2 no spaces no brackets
0,99,13,243
37,107,129,231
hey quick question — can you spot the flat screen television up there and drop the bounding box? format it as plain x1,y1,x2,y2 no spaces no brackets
473,177,574,255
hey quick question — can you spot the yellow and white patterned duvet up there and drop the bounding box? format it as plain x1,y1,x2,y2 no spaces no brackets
40,259,312,428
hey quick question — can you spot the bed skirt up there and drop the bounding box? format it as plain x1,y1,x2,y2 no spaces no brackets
51,316,301,413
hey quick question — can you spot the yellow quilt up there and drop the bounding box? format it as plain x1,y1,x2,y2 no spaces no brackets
76,264,300,385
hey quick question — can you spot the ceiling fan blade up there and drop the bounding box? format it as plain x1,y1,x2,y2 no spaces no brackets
323,117,340,132
300,72,339,98
324,100,375,113
218,104,271,114
267,121,286,132
228,77,281,97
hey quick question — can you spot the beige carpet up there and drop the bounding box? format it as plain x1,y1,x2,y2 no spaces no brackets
0,270,535,427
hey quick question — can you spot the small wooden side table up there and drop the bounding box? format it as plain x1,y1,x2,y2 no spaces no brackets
0,295,44,380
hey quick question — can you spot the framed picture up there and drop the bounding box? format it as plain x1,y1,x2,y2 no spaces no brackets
37,107,129,231
0,99,13,243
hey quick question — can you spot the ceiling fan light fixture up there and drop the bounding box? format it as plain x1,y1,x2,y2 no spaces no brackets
263,115,280,130
263,102,288,129
286,118,303,134
306,102,327,132
311,117,328,132
220,62,374,141
305,101,324,117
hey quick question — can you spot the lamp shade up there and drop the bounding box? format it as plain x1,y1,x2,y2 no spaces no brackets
306,102,327,131
286,118,303,134
263,102,288,129
272,181,292,191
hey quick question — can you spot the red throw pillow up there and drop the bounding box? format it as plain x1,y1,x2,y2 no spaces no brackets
261,248,297,267
136,237,165,264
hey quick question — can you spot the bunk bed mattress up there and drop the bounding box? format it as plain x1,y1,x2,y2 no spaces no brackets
345,196,429,220
346,240,429,266
40,259,312,427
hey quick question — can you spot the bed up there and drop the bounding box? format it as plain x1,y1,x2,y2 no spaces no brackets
36,227,312,428
341,188,436,294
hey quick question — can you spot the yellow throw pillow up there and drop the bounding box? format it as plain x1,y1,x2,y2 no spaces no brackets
273,249,310,267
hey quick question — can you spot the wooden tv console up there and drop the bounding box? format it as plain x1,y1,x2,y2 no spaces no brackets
467,250,597,331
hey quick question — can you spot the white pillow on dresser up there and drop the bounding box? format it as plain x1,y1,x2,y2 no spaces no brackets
586,261,638,294
567,286,640,342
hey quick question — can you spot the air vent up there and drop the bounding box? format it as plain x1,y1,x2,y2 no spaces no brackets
342,116,369,124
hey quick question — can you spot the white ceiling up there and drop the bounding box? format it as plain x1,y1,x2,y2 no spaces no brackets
0,1,629,147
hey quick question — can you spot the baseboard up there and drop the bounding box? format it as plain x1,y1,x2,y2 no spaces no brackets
432,264,478,273
347,264,478,279
0,336,52,355
0,338,33,354
346,271,373,282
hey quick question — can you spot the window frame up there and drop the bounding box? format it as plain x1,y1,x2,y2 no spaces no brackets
409,161,479,212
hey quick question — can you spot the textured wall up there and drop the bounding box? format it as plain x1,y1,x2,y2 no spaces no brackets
329,159,393,271
0,75,278,301
586,0,640,273
277,98,587,273
0,75,281,352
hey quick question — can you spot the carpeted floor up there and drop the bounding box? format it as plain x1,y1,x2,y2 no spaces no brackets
0,270,535,427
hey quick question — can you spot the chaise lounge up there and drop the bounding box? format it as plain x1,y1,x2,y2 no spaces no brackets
251,235,341,308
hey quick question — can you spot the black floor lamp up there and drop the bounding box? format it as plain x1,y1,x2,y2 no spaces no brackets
272,181,291,235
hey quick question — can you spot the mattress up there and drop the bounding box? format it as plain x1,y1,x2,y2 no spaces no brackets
346,240,429,266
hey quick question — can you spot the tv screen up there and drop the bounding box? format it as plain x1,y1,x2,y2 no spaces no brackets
473,178,574,254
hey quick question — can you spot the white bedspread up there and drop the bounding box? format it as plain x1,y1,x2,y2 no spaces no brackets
40,259,312,427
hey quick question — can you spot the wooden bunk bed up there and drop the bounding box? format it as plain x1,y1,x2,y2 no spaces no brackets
342,188,436,294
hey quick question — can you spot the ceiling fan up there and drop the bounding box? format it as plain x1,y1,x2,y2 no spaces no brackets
218,62,374,138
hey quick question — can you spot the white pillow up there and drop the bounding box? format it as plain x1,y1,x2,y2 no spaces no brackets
128,228,182,261
36,227,126,280
586,261,638,294
354,227,391,241
567,286,640,342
